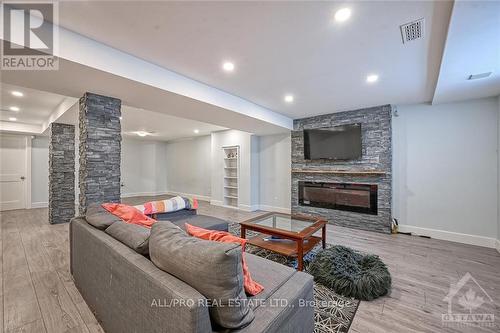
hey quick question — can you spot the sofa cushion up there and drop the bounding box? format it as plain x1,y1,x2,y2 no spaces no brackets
105,221,150,255
185,223,264,296
154,209,196,221
172,214,229,232
149,221,254,329
85,204,121,230
245,254,296,308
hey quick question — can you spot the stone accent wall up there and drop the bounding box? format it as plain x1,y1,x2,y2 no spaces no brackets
49,123,75,224
292,105,392,233
79,92,121,215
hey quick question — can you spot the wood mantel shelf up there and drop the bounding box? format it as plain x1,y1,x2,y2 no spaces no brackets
292,169,386,175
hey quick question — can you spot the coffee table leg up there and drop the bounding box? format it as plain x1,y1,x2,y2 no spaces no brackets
240,226,246,239
297,240,304,271
322,225,326,249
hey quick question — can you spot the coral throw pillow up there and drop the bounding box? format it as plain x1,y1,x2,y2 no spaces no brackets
101,203,157,228
185,223,264,296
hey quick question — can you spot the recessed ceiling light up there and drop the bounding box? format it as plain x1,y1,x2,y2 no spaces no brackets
366,74,379,83
284,94,294,103
11,91,23,97
193,129,200,134
119,116,123,120
334,8,351,22
8,117,17,121
9,106,20,112
135,131,149,137
222,62,235,72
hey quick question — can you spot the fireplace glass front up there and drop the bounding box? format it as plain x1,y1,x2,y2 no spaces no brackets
298,181,378,215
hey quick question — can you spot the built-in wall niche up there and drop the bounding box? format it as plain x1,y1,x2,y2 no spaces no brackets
223,146,239,208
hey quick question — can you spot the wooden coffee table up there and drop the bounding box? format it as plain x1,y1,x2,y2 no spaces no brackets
240,212,327,271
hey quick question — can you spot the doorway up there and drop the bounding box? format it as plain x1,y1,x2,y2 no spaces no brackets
0,135,30,211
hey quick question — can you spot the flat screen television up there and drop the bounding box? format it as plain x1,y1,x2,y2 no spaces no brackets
304,124,362,160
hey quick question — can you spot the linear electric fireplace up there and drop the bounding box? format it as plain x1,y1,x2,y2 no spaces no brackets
298,181,378,215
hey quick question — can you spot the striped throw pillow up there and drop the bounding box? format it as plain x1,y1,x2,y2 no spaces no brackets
134,196,198,215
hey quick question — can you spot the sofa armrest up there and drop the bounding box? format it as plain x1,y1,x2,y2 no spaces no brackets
70,218,212,333
236,272,314,333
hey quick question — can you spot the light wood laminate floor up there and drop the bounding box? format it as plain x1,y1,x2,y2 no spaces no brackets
0,196,498,333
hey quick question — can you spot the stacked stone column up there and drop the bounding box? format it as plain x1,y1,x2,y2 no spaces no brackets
49,123,75,224
78,92,122,215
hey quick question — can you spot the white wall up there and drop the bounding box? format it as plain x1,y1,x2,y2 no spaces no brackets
393,97,499,247
121,138,168,197
251,136,260,209
165,136,211,200
31,136,49,206
259,133,291,213
497,96,500,246
30,137,169,206
164,131,291,212
211,130,259,210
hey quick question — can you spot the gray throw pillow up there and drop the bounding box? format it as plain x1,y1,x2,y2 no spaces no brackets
105,222,150,255
85,204,121,230
149,221,254,329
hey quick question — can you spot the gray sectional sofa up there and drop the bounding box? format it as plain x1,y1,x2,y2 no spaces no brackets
69,207,314,333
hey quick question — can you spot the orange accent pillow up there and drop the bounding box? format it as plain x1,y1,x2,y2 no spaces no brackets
102,203,157,228
185,223,264,296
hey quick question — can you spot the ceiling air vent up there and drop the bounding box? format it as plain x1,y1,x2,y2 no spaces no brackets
468,72,492,80
400,18,424,44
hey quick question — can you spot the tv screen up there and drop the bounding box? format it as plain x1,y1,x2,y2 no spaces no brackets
304,124,362,160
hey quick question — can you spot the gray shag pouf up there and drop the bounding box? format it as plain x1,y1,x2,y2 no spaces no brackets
308,245,391,301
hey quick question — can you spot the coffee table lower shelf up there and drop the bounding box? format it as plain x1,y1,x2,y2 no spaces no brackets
247,235,321,259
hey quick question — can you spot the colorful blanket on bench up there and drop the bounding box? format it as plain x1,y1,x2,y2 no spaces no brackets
134,196,198,215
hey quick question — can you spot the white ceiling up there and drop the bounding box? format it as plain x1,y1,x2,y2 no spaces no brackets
0,84,226,141
120,106,227,141
433,1,500,104
55,1,453,119
0,83,68,125
1,56,288,135
1,1,498,138
57,102,226,141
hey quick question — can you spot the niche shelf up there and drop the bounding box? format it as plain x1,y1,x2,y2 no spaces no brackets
223,146,239,208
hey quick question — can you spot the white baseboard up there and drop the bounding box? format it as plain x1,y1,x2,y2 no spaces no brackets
165,190,211,202
121,190,211,202
210,200,241,210
399,224,498,249
120,191,170,198
210,199,224,207
258,205,291,214
211,200,254,211
31,201,48,208
238,204,260,212
496,239,500,255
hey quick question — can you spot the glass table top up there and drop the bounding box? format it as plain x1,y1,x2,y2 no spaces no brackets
248,214,316,233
